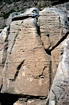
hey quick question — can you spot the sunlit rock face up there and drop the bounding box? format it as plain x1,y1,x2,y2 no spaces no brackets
0,26,8,89
0,6,69,105
38,7,69,79
46,37,69,105
1,8,50,97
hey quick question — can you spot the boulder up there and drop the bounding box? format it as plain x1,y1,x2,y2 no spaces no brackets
2,9,50,97
0,26,8,90
46,36,69,105
38,7,69,79
14,98,46,105
0,7,69,104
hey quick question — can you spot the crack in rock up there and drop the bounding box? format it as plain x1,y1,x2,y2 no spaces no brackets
9,60,25,81
31,66,47,79
50,32,69,52
44,32,69,56
9,32,19,54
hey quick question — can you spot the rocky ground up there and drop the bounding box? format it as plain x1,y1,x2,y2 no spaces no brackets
0,0,69,105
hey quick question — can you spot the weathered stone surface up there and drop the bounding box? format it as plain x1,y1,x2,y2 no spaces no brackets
0,27,8,89
27,99,46,105
6,7,39,26
0,32,4,89
13,100,26,105
38,7,69,79
0,17,5,29
46,37,69,105
39,8,68,49
0,6,69,105
51,45,60,79
14,98,46,105
0,0,69,29
2,11,50,96
6,12,21,26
